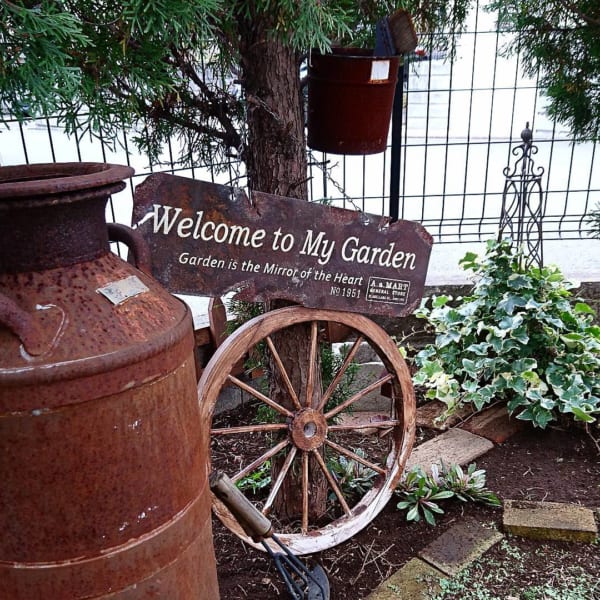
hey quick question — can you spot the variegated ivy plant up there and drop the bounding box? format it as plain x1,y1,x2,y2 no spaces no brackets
413,239,600,428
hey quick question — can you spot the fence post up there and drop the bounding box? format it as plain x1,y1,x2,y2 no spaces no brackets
389,61,405,223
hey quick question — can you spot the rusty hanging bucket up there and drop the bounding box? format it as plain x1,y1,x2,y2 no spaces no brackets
0,162,219,599
307,48,400,155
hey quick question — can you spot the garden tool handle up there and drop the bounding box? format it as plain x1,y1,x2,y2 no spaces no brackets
209,471,273,542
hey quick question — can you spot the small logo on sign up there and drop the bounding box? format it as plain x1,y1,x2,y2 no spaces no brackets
97,275,150,305
366,277,410,304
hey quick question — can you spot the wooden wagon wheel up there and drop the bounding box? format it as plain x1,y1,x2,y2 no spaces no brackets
199,305,416,555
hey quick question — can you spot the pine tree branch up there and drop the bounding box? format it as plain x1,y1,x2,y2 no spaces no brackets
108,75,241,149
169,46,243,150
556,0,600,27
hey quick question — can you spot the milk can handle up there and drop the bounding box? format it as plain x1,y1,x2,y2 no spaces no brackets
0,293,45,355
107,223,152,275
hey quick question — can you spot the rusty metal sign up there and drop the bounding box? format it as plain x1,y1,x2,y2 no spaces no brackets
132,174,432,318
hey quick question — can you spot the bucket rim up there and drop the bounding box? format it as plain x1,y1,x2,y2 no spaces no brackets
309,47,400,60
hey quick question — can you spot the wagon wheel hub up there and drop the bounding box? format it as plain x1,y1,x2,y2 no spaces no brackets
289,408,328,451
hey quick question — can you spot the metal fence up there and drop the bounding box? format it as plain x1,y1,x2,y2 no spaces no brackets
308,2,599,243
1,1,598,245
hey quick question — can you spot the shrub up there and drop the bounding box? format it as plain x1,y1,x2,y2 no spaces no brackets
396,462,500,525
413,239,600,428
327,447,377,500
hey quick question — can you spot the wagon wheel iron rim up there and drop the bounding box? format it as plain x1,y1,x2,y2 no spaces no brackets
199,306,416,555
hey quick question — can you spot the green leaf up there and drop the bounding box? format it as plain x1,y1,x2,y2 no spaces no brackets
432,295,452,308
444,309,466,325
406,504,420,522
430,490,455,501
437,331,461,347
574,302,595,315
525,298,542,310
560,333,583,348
459,252,479,271
570,407,595,423
512,358,537,373
586,325,600,339
466,342,490,356
546,271,565,283
498,314,524,330
498,294,528,315
461,358,480,377
423,506,437,525
539,396,556,410
516,406,535,422
507,274,532,290
510,325,529,344
461,379,479,393
507,396,527,414
423,501,446,514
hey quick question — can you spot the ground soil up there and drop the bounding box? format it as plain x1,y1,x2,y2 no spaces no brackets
212,416,600,599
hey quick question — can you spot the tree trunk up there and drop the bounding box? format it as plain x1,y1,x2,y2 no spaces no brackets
238,13,328,520
238,18,307,200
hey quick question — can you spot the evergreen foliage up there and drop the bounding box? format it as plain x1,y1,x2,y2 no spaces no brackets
487,0,600,140
1,0,469,168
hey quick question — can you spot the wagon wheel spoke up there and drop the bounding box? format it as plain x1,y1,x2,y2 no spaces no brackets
317,335,364,412
324,373,394,420
311,448,351,516
211,423,288,435
302,451,309,534
265,336,302,411
262,446,298,516
227,373,294,418
231,439,290,484
328,419,401,431
324,439,387,475
305,321,319,408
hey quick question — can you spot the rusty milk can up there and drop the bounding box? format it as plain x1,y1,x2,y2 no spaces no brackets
0,163,219,599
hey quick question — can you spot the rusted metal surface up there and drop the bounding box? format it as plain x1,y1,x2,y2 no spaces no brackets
0,161,133,198
107,221,153,275
0,163,219,599
0,292,49,356
133,173,433,318
0,162,133,273
307,49,400,155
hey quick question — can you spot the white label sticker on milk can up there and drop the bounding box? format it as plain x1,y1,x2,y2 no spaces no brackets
370,60,390,82
97,275,150,305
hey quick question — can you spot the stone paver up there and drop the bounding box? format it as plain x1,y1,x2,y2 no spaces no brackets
459,404,524,443
366,558,446,600
349,363,391,411
214,383,247,414
503,499,598,543
332,340,379,363
419,518,504,577
337,411,392,435
406,428,494,473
